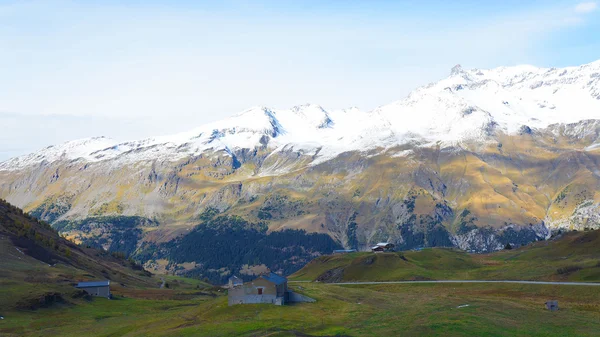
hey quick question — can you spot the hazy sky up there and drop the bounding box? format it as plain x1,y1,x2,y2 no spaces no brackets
1,0,599,160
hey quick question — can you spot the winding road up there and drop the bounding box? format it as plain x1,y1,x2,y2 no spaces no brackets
290,280,600,286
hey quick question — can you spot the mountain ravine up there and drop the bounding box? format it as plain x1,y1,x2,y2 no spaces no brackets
2,61,600,282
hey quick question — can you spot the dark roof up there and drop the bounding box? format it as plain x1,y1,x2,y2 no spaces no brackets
260,273,287,285
229,276,243,284
76,280,110,288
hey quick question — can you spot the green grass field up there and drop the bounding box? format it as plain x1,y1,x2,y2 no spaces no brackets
1,282,599,336
291,231,600,283
2,207,600,337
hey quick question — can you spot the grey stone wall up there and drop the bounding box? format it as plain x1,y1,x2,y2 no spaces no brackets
228,287,281,306
81,286,110,298
287,291,315,303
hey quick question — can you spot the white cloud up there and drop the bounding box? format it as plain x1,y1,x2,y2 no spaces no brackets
575,2,598,14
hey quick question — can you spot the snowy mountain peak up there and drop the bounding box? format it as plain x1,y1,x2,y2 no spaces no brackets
289,104,333,129
450,64,464,76
2,59,600,171
217,106,283,137
290,103,323,112
380,59,600,141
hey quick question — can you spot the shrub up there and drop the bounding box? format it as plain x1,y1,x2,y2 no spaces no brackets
556,265,582,275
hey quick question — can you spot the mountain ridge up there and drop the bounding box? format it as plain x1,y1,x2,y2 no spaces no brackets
2,60,600,279
3,59,599,171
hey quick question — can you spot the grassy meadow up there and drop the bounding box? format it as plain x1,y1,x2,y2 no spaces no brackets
291,231,600,283
1,282,600,336
2,213,600,337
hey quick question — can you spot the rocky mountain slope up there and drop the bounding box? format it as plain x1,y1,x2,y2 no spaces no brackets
1,60,600,278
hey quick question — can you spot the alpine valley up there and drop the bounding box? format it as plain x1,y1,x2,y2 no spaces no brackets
3,60,600,283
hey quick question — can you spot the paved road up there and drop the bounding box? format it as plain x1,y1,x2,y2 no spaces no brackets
290,280,600,286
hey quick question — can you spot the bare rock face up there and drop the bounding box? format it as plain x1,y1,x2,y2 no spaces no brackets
518,125,533,135
452,224,550,253
451,64,464,76
547,201,600,231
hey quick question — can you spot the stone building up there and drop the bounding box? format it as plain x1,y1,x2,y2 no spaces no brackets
228,273,287,306
371,242,395,253
228,273,315,306
228,275,243,288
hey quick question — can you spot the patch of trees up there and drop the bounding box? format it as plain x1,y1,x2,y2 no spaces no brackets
456,209,478,235
28,198,71,223
0,199,71,263
80,226,142,257
53,215,157,232
396,213,454,251
53,216,156,257
346,212,359,249
496,226,541,249
556,265,582,275
554,186,570,204
136,214,341,284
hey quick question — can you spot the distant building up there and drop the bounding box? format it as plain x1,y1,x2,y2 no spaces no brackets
228,275,243,288
371,242,395,253
75,280,111,298
333,249,357,254
228,272,315,306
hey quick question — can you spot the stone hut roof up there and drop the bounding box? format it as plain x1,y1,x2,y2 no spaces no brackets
260,273,287,285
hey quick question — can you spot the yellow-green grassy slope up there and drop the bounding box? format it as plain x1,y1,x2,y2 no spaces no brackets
0,199,163,311
2,227,600,336
291,230,600,283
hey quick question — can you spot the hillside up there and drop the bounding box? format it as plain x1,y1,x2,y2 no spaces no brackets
2,60,600,280
0,199,157,310
1,231,600,336
291,230,600,283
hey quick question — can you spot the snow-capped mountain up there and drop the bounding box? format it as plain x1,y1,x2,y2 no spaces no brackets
2,60,600,261
3,60,599,171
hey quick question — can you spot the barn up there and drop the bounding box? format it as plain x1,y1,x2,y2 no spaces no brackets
75,280,111,298
371,242,395,253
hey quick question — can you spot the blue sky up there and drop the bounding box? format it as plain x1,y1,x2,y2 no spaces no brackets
1,0,599,160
